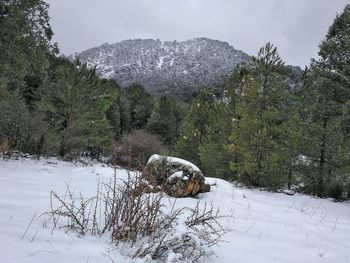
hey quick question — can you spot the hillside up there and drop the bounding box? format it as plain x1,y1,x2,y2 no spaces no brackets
1,157,349,262
72,38,252,96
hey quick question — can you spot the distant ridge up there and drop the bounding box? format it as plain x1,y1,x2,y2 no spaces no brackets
72,38,251,96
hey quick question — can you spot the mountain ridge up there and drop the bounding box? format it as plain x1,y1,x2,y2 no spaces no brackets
72,38,301,97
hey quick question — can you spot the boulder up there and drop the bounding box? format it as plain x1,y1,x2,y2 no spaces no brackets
142,154,210,198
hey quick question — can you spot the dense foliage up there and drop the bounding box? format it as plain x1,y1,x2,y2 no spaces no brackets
1,1,349,200
173,5,350,200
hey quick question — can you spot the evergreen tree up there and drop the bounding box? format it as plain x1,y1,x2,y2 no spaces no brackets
225,63,251,115
0,0,57,90
125,84,153,129
175,89,214,166
119,93,132,133
299,5,350,197
147,96,178,146
228,43,289,189
38,58,114,157
0,0,57,154
104,79,122,139
199,101,232,179
0,89,52,154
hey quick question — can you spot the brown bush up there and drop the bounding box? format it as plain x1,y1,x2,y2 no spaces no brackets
46,168,231,262
112,129,169,169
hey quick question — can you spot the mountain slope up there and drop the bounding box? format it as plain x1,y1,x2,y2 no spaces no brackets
73,38,251,96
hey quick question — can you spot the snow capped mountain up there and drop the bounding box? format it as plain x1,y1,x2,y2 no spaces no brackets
72,38,251,96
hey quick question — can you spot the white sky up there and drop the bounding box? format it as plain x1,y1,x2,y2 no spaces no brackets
46,0,348,67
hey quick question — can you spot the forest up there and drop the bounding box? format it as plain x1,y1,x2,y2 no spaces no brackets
1,0,350,200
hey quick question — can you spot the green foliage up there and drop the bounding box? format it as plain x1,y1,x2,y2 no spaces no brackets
104,79,122,138
0,0,57,89
1,0,349,201
0,89,54,154
298,5,350,196
147,96,182,146
175,89,214,166
318,4,350,75
225,63,251,114
118,93,132,133
37,58,114,157
125,84,153,129
227,43,289,189
199,101,232,179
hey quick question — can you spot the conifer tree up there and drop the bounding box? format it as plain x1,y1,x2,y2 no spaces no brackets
119,93,132,133
147,96,177,146
199,101,232,179
175,89,214,166
228,43,288,188
38,59,114,157
104,79,122,138
0,0,57,90
300,4,350,197
125,84,153,129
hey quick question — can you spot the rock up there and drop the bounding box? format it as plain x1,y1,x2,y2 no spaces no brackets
142,154,210,198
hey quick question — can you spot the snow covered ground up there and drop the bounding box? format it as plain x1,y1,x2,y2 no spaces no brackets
0,157,349,263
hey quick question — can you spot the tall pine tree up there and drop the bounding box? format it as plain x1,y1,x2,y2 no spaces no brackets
228,43,289,189
300,5,350,197
38,59,114,157
175,89,214,166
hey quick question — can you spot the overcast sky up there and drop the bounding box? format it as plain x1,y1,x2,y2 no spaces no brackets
46,0,348,67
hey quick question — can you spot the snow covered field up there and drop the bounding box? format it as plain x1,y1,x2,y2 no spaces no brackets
0,157,349,263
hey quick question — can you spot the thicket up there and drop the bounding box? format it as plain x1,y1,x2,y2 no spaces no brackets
47,170,230,262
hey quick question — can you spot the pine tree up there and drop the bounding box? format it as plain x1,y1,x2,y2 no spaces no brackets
125,84,153,129
0,0,57,154
0,89,52,154
104,79,122,139
119,93,132,133
147,96,178,146
175,89,214,166
199,101,232,179
299,4,350,197
228,43,289,189
0,0,57,90
37,58,114,157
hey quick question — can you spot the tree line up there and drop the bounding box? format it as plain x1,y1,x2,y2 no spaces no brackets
175,6,350,200
1,1,349,199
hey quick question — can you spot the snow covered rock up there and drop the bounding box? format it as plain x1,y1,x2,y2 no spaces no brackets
143,154,210,197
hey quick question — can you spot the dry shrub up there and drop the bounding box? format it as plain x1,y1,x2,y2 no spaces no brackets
46,168,231,262
0,137,12,156
113,129,169,169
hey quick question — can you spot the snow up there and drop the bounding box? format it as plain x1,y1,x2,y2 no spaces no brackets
75,38,253,92
147,154,201,172
170,57,175,67
1,157,350,263
168,171,189,181
169,171,184,179
157,56,166,69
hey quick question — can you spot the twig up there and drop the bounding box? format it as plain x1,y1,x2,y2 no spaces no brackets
22,212,37,239
332,214,339,232
245,219,256,233
28,250,56,256
30,230,39,243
